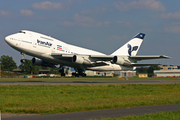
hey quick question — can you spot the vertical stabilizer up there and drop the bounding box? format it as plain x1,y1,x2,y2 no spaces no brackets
111,33,145,56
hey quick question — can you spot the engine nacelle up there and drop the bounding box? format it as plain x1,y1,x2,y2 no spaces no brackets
72,55,91,65
32,57,55,67
20,59,26,63
32,57,43,66
113,56,131,66
72,55,84,64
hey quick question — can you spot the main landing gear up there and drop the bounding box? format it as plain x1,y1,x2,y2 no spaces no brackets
72,69,86,77
59,67,65,77
59,66,86,77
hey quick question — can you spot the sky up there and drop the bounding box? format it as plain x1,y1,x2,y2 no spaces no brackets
0,0,180,66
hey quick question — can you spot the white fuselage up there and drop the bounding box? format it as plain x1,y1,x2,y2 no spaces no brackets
5,30,133,71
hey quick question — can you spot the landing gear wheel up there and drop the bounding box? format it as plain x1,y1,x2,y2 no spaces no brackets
59,67,65,77
81,73,86,77
75,74,79,77
61,73,65,77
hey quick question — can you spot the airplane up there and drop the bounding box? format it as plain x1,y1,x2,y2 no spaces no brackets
5,30,170,77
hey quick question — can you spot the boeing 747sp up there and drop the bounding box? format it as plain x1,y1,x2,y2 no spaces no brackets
5,30,170,76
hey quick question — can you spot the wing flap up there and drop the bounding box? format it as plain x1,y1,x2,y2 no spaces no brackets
93,61,109,66
51,53,74,61
51,53,74,58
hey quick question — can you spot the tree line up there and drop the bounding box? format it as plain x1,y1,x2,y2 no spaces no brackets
137,66,160,77
0,55,160,76
0,55,60,74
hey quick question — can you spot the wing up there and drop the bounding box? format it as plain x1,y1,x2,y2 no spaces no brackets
130,63,161,66
51,53,170,67
129,55,170,61
51,53,114,61
89,55,114,61
51,53,112,66
51,53,74,62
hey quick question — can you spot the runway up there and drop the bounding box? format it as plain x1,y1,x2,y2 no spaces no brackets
3,104,180,120
0,79,180,85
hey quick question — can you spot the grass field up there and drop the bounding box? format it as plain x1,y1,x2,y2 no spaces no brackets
0,84,180,114
92,110,180,120
0,76,180,81
0,77,118,81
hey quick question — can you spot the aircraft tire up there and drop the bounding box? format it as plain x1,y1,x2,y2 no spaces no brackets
61,73,65,77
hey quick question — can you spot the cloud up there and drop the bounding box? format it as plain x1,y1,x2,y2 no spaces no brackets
0,10,10,17
32,1,63,10
20,10,33,16
117,21,132,27
138,22,149,26
164,26,180,33
81,10,94,15
160,10,180,20
60,21,75,27
60,13,106,27
59,21,102,27
80,5,111,15
114,0,165,12
172,22,180,25
80,9,107,15
74,13,94,22
103,21,110,26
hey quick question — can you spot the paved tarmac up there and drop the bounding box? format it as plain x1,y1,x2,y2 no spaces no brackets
2,104,180,120
0,80,180,85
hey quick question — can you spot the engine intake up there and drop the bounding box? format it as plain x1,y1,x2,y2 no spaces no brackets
20,59,26,63
113,56,131,66
32,57,55,67
32,58,42,65
72,55,91,65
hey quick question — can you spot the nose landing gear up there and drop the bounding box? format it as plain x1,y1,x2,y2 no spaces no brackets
20,53,26,63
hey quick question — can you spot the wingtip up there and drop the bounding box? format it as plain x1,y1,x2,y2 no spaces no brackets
160,55,171,59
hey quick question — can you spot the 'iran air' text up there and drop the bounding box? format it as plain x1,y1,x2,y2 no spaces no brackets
37,39,52,47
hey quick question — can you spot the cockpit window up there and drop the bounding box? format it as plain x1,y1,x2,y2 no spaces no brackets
19,31,26,34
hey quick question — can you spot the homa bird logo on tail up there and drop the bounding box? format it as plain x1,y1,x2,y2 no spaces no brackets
128,44,138,56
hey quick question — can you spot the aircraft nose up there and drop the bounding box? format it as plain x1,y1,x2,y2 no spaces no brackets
5,35,15,46
5,35,10,43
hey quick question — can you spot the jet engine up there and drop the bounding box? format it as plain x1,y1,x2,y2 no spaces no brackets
32,57,55,67
72,55,91,65
20,59,26,63
113,56,131,66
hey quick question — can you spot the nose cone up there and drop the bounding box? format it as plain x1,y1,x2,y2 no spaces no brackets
5,35,10,44
5,35,15,47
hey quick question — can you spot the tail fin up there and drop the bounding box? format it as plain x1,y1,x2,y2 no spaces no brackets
111,33,145,56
